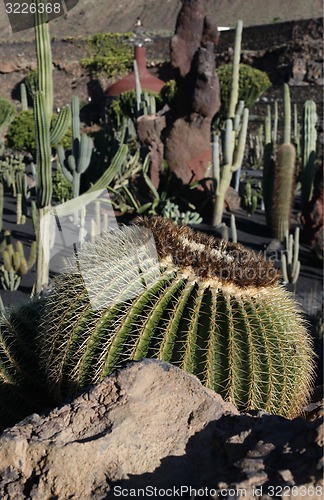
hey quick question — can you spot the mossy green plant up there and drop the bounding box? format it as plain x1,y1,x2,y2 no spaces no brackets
81,33,134,78
36,217,314,418
216,63,271,121
5,110,72,155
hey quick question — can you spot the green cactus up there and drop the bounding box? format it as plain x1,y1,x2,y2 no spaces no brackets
133,60,157,116
0,296,50,428
301,100,317,208
0,217,316,428
228,20,243,119
20,83,28,111
281,228,300,287
33,2,71,209
31,217,314,418
57,96,93,198
243,181,258,215
0,182,3,233
271,143,296,241
283,83,291,144
212,21,249,227
1,237,36,277
212,104,249,226
263,86,295,237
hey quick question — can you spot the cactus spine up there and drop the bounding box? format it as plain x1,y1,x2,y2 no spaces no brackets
27,217,313,418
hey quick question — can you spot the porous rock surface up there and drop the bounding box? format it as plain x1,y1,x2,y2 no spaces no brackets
0,360,322,499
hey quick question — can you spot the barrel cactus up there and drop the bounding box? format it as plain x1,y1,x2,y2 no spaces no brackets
32,216,315,419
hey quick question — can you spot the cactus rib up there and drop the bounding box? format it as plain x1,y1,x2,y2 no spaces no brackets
31,217,315,418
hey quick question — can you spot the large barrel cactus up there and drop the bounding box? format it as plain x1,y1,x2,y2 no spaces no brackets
32,216,315,419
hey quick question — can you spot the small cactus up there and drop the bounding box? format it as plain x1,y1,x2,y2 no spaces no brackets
0,236,36,290
281,228,301,286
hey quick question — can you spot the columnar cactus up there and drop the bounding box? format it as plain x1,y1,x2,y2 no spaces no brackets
301,100,317,208
271,143,296,241
32,2,71,209
212,105,249,226
33,217,315,418
263,85,296,239
20,83,28,111
33,3,70,292
281,228,300,286
57,96,93,198
212,20,249,227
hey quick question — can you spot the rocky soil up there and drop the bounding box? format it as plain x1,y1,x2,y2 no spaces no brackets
0,360,323,499
0,0,323,40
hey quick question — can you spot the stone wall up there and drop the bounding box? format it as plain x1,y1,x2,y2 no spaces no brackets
0,18,322,110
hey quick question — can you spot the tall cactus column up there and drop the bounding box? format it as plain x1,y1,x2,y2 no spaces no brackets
212,20,249,227
34,1,53,208
33,2,71,292
301,100,318,209
57,96,93,198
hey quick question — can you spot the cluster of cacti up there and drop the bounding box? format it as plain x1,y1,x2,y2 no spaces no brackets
15,170,31,224
57,96,94,198
133,60,157,116
247,129,264,169
0,232,36,290
161,200,202,225
281,227,301,287
212,21,249,227
262,84,296,240
212,102,249,226
0,217,315,428
0,154,25,193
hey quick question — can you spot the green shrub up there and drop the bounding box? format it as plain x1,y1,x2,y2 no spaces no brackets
217,63,271,116
158,79,177,109
5,110,35,153
6,110,72,154
108,82,176,130
0,97,16,129
81,33,133,78
52,165,73,204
